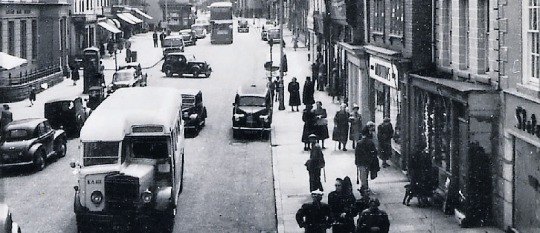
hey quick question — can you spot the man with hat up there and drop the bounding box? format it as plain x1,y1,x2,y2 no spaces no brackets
356,198,390,233
305,133,325,192
296,189,332,233
355,127,377,193
349,104,362,149
377,118,394,168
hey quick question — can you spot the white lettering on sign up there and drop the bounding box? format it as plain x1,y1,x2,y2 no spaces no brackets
368,56,398,88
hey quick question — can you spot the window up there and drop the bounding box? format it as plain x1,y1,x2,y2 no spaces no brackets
461,0,469,69
32,20,37,59
20,20,27,58
481,0,490,72
528,0,540,84
373,0,385,33
0,22,2,51
8,21,15,56
390,0,404,35
446,0,452,65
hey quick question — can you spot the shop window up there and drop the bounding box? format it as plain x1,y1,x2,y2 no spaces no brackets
418,92,451,172
526,0,540,86
390,0,403,36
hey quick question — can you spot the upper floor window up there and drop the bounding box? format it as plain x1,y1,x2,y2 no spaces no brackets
390,0,404,35
373,0,385,33
527,0,540,85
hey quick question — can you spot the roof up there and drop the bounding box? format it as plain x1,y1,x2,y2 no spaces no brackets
179,88,202,96
4,118,45,130
80,87,182,141
167,52,196,61
237,84,268,97
180,29,192,33
164,35,185,40
209,2,233,7
114,68,136,74
46,96,81,103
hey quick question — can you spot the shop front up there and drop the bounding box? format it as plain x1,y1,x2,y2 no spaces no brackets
407,73,498,227
503,90,540,232
364,45,407,169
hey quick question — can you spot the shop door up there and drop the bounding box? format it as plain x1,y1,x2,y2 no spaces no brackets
514,139,540,231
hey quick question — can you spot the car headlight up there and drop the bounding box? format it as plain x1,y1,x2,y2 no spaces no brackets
259,115,269,122
234,113,244,121
183,112,189,118
90,191,103,204
189,114,198,120
141,190,152,203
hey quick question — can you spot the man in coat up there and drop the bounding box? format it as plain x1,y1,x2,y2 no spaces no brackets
303,76,315,107
0,104,13,130
333,104,350,151
288,77,301,111
159,31,166,47
349,104,362,149
377,118,394,168
356,199,390,233
153,31,158,47
355,128,377,193
296,189,332,233
311,62,319,90
305,134,325,191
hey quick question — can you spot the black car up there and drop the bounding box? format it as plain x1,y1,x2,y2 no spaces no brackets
180,89,207,136
179,29,197,46
86,86,106,111
0,118,67,171
161,52,212,78
238,19,249,33
232,84,273,139
107,67,147,95
44,97,88,137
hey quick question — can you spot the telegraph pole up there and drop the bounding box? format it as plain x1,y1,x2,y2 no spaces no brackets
277,0,285,110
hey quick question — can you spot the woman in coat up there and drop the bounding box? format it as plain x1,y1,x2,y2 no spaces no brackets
302,77,315,106
312,101,329,149
349,104,362,149
302,104,316,151
288,77,301,111
333,103,350,151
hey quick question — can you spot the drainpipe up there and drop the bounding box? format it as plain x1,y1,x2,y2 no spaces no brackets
496,0,501,90
431,0,435,64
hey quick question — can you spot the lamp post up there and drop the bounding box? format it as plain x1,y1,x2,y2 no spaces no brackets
277,0,285,110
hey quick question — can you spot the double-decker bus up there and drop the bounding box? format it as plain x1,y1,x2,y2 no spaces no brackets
209,2,233,44
72,87,185,232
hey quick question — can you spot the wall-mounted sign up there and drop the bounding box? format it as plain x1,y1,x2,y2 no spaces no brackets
515,106,540,137
330,0,346,21
368,56,398,88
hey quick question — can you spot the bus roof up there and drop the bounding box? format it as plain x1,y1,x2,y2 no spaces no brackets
209,2,232,7
80,87,182,141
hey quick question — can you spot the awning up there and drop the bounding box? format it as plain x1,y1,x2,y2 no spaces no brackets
117,13,137,25
122,13,143,24
108,19,121,28
98,21,121,34
133,8,153,20
0,52,27,70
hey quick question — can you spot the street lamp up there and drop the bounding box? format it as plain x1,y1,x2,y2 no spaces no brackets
277,0,285,110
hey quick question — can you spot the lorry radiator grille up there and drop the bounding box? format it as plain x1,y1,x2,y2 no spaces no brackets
105,174,139,213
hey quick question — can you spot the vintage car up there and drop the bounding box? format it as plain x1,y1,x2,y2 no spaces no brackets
0,203,21,233
232,84,273,139
180,89,207,136
238,19,249,33
162,35,185,56
191,24,207,39
44,97,88,138
86,86,106,111
161,52,212,78
195,18,210,32
267,27,282,44
261,20,275,41
179,29,197,46
0,118,67,171
107,67,147,95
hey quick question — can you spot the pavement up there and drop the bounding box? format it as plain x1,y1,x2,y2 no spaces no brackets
270,24,505,233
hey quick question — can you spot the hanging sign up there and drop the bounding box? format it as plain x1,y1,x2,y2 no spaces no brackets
368,56,399,89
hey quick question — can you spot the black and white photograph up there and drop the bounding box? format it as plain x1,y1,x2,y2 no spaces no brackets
0,0,534,232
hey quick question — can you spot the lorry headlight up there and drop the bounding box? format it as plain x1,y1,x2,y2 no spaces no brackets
90,191,103,204
183,112,189,118
189,114,198,120
141,190,152,203
259,115,269,122
234,114,244,121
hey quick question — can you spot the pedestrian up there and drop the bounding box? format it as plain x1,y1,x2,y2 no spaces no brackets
0,104,13,130
318,62,326,91
349,104,362,149
99,60,105,75
355,128,377,192
160,31,166,47
333,103,350,151
288,77,301,111
153,31,159,47
292,35,299,51
302,77,315,107
356,199,390,233
328,178,356,233
330,68,340,103
296,189,332,233
311,62,319,90
281,54,288,74
29,86,36,107
268,77,276,103
304,134,325,191
99,42,105,56
312,101,329,149
107,38,115,56
69,60,80,86
302,105,317,151
377,118,394,168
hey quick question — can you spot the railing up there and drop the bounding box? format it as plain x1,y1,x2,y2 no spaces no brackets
2,65,62,86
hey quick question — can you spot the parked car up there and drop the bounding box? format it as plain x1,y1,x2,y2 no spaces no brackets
179,29,197,46
86,86,106,111
107,67,147,95
195,18,210,32
0,203,21,233
191,24,207,39
267,27,282,44
44,97,88,138
0,118,67,171
162,35,185,56
238,19,249,33
261,20,275,41
161,52,212,78
180,89,207,136
232,84,273,139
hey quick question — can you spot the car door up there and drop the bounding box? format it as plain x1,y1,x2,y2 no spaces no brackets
39,121,55,157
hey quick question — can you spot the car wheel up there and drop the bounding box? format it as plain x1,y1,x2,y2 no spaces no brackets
193,69,200,78
165,68,172,77
34,150,46,171
56,139,67,158
204,72,210,78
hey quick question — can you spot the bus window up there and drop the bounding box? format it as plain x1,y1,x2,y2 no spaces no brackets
130,137,169,159
83,142,120,166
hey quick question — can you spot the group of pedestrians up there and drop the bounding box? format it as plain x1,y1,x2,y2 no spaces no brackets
152,30,167,48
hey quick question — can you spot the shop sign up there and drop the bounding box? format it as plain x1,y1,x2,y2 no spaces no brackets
330,0,347,21
515,106,540,137
369,56,398,88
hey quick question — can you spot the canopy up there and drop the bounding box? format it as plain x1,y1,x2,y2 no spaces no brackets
117,13,136,25
98,21,121,34
0,52,27,70
133,8,153,20
122,13,143,24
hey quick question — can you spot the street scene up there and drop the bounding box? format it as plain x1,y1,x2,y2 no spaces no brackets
0,0,536,233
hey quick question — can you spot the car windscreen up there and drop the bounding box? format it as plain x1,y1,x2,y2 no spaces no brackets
83,142,120,166
268,29,280,39
238,96,265,106
113,72,134,82
163,38,183,47
3,129,30,142
128,137,169,159
192,26,204,31
45,101,73,114
181,96,195,109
